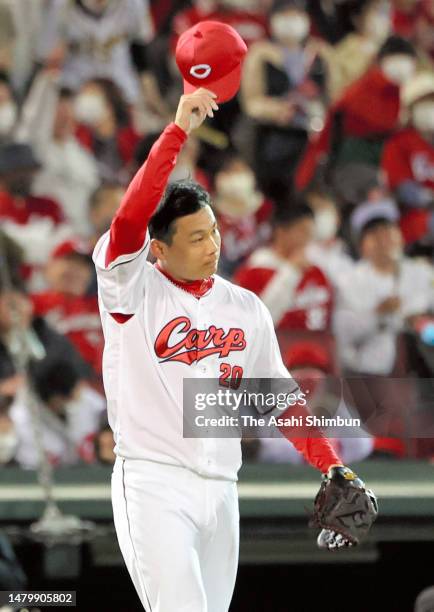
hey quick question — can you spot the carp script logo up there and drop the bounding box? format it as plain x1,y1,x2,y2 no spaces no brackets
154,316,246,365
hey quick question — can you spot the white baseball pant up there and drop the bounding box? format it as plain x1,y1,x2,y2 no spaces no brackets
111,457,239,612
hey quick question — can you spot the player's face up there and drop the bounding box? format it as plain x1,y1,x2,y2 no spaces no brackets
153,206,221,281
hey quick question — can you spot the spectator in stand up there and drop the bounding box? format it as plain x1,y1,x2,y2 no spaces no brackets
335,199,433,457
335,200,433,377
31,240,103,380
0,275,105,468
10,358,106,468
234,203,334,332
36,0,164,111
295,36,417,192
0,143,72,290
16,70,99,237
0,72,17,143
241,0,327,201
212,152,273,278
305,184,354,284
382,72,434,249
321,0,392,101
74,77,142,183
88,182,125,248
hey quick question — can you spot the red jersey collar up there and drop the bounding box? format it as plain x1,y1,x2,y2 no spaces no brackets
155,263,214,298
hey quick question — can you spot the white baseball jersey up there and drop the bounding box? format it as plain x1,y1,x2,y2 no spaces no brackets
93,230,298,481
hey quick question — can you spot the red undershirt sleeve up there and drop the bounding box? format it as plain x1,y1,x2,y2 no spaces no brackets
105,122,187,267
277,404,343,474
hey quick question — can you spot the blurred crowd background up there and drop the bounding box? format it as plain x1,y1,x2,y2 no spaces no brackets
0,0,433,470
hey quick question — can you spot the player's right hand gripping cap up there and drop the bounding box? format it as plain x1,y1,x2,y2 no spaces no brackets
311,466,378,549
175,21,248,103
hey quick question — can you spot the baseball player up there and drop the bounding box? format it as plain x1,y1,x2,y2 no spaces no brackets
92,87,377,611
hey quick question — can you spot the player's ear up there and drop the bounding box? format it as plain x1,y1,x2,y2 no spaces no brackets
150,238,167,261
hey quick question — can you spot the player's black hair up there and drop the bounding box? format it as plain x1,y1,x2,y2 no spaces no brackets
272,202,314,229
149,180,211,245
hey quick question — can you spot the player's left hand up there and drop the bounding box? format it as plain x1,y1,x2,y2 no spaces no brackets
310,466,378,551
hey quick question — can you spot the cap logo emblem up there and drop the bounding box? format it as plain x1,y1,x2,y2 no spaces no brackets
190,64,211,79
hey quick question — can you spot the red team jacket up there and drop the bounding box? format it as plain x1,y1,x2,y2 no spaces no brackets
216,199,273,274
31,292,104,377
295,67,401,190
0,192,63,225
382,127,434,243
234,251,333,332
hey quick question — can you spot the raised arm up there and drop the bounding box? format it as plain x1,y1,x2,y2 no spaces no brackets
105,88,218,267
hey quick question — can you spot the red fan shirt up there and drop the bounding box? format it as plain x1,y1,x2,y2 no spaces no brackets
216,198,273,273
382,127,434,191
31,292,104,376
234,247,333,331
382,127,434,243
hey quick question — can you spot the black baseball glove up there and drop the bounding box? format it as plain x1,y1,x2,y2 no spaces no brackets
310,466,378,550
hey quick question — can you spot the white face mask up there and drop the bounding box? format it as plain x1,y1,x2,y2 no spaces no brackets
216,172,256,199
412,100,434,133
0,102,17,136
74,93,107,126
271,13,310,43
381,55,416,85
314,208,338,242
0,430,18,463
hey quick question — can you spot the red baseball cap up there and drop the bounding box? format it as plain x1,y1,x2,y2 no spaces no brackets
175,21,248,103
51,240,90,260
284,341,331,372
